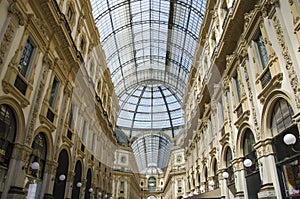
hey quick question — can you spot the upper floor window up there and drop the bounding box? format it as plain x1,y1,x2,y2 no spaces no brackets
120,181,124,193
67,7,73,21
80,38,85,52
82,120,87,142
218,99,224,125
148,177,156,191
178,180,182,189
49,76,60,109
233,72,242,103
18,39,35,78
92,133,96,152
254,30,269,70
68,104,74,128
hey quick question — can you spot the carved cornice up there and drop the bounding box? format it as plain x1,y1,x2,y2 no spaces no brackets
8,1,26,26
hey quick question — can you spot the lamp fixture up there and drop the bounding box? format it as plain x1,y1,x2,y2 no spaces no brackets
59,174,66,181
243,158,253,168
89,188,93,193
31,162,40,170
283,133,300,152
76,182,82,188
283,133,297,145
98,192,102,196
222,171,229,179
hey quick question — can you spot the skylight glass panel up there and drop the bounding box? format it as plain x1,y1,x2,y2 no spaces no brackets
92,0,207,173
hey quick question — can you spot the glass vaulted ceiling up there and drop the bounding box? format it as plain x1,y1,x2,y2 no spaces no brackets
91,0,206,173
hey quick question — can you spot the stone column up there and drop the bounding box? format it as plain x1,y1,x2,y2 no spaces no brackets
232,158,245,199
219,170,227,199
255,139,279,199
42,160,58,199
6,144,31,199
65,170,74,199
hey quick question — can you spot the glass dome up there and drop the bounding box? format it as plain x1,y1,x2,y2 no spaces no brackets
117,84,184,138
131,133,171,173
90,0,207,173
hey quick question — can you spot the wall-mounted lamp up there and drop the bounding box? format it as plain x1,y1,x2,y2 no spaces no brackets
243,158,253,168
104,194,108,198
98,192,102,196
31,162,40,170
222,171,229,179
23,161,40,170
58,174,66,181
283,133,300,153
76,182,82,188
89,188,93,193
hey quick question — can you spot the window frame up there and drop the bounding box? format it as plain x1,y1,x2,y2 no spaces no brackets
17,38,36,79
48,75,61,109
253,30,269,72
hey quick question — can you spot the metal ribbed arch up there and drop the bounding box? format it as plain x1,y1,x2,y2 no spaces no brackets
110,55,190,76
114,70,187,97
117,84,184,137
107,40,195,70
91,0,206,96
131,133,171,173
91,0,207,173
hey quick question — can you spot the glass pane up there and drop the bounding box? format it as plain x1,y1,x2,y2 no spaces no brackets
18,39,34,77
49,76,60,109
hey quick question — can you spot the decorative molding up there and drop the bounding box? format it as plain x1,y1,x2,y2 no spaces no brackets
241,59,261,140
26,54,52,146
272,15,300,108
0,22,15,67
8,1,26,26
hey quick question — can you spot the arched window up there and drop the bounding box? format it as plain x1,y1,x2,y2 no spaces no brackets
243,129,255,156
53,149,69,199
29,133,47,179
212,159,219,188
271,98,294,136
225,147,234,185
204,166,208,191
0,104,16,167
148,177,156,191
72,161,82,199
84,169,92,199
270,99,300,198
243,129,258,174
225,147,232,168
243,129,261,198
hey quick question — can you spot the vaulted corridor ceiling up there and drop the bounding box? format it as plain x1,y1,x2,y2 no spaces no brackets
90,0,207,173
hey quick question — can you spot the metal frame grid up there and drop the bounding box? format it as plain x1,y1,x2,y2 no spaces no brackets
117,84,184,137
131,133,171,173
90,0,206,173
91,0,206,96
